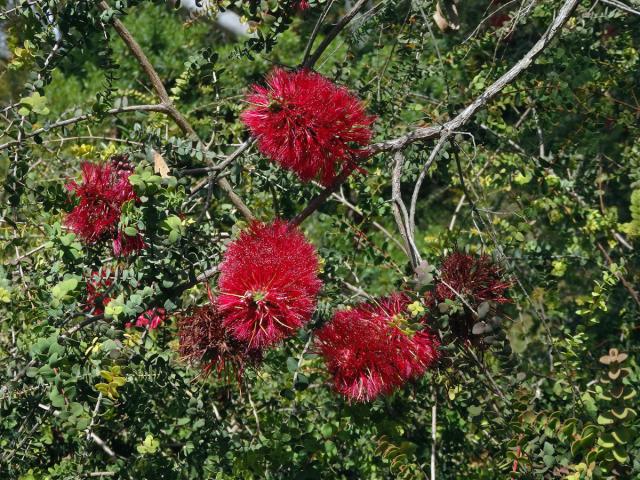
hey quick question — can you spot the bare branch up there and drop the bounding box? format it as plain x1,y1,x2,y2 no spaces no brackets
0,105,168,151
303,0,368,68
391,151,421,268
369,0,581,154
600,0,640,16
409,135,449,236
301,0,337,66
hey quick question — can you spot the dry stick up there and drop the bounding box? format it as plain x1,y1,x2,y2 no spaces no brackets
431,399,437,480
390,150,421,269
293,0,580,230
301,0,337,66
409,135,449,237
321,184,408,254
600,0,640,16
303,0,369,68
0,104,168,151
596,243,640,310
38,403,116,457
98,1,253,221
189,138,256,195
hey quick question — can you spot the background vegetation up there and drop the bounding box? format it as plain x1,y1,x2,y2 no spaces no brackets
1,0,639,478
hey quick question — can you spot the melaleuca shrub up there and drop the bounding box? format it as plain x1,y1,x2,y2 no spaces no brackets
315,293,439,402
178,300,262,381
241,68,375,185
64,157,144,256
217,220,322,349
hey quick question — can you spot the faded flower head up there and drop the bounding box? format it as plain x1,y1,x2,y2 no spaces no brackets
217,220,322,349
316,293,439,402
432,252,510,306
178,302,261,380
241,68,375,185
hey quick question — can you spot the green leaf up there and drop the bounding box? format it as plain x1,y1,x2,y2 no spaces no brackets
49,387,65,408
597,413,614,425
51,278,79,300
19,92,50,115
286,356,299,373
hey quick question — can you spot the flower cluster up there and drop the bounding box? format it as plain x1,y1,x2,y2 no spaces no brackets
241,68,375,185
217,220,322,349
178,302,261,380
65,158,144,256
430,252,510,307
316,293,439,402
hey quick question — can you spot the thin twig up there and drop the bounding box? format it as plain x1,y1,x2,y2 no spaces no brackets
0,105,168,151
390,151,421,268
409,135,449,236
600,0,640,16
304,0,368,68
301,0,336,65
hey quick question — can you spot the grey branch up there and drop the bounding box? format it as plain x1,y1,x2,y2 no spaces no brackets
600,0,640,16
369,0,581,154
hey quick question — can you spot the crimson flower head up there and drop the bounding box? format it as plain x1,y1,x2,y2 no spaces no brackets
84,270,113,315
217,220,322,349
131,308,166,330
65,161,137,244
113,231,146,257
241,68,375,185
178,302,261,380
316,293,440,403
432,252,510,306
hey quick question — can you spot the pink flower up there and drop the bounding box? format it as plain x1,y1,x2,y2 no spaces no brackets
217,220,322,349
132,308,166,330
316,293,439,402
241,68,375,185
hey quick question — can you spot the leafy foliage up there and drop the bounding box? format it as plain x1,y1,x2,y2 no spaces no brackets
1,0,640,478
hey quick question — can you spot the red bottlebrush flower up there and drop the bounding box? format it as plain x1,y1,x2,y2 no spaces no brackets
112,231,146,257
178,302,261,380
433,252,510,307
65,161,137,244
241,68,375,186
131,308,167,330
84,270,113,315
315,293,439,402
217,220,322,349
296,0,310,10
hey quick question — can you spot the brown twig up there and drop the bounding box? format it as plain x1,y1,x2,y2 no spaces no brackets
98,1,254,221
